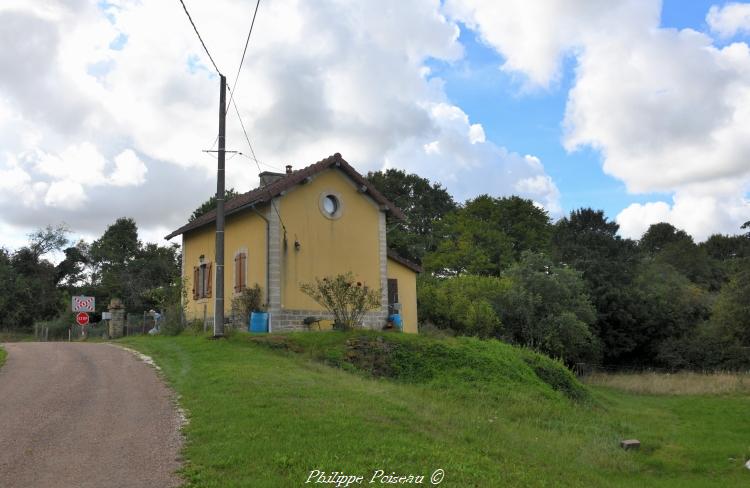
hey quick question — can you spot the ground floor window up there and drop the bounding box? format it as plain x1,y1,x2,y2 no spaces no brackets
193,262,212,299
234,252,247,292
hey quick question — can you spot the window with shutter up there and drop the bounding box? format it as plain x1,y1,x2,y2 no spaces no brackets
234,252,247,292
206,263,212,298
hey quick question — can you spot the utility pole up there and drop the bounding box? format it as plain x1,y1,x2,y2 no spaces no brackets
214,74,227,338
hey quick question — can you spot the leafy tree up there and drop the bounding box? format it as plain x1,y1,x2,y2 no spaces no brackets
89,218,141,309
630,261,710,363
89,218,179,311
419,253,599,364
424,195,551,276
702,233,750,261
189,188,241,222
639,222,692,254
551,208,640,363
0,249,19,329
499,252,600,364
7,247,62,330
366,170,456,263
55,240,90,288
27,224,70,258
639,222,718,288
418,274,508,337
128,243,181,310
712,265,750,346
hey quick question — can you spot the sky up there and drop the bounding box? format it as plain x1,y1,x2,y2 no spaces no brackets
1,0,749,251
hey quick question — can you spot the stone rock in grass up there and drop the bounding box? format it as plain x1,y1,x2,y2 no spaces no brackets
620,439,640,450
745,459,750,470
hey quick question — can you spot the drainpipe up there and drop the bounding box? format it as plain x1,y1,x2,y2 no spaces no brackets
249,205,271,317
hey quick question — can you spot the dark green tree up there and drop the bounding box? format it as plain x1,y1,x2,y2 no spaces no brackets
640,223,720,289
639,222,692,254
631,261,710,363
424,195,551,276
712,265,750,346
366,170,456,263
499,252,600,364
189,188,241,222
551,208,641,363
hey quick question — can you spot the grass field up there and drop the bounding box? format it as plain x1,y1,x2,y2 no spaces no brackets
120,332,750,488
0,346,6,369
585,371,750,395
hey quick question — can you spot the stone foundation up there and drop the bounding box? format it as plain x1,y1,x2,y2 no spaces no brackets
270,309,388,332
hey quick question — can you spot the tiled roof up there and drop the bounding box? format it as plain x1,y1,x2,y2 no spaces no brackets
387,249,423,273
165,153,405,240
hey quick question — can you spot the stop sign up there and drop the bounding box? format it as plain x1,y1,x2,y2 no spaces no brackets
76,312,89,326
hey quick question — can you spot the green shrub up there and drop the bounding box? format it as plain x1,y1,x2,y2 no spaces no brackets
300,273,380,330
418,274,508,337
519,350,590,402
231,284,264,326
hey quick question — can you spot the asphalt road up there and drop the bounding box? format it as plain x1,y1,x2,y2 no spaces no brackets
0,343,182,488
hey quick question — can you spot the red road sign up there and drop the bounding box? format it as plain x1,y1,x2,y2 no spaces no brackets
76,312,89,326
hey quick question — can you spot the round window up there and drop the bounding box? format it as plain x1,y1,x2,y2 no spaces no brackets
319,192,343,219
323,195,338,216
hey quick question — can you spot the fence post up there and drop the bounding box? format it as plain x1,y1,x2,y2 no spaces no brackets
108,298,125,338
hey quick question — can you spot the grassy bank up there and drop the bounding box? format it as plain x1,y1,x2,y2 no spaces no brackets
120,332,750,487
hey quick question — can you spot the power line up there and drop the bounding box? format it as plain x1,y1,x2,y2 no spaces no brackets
205,1,260,161
178,0,222,75
227,0,261,111
226,86,287,235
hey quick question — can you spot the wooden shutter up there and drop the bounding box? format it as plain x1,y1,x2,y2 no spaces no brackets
192,266,199,300
239,253,246,290
206,263,213,298
234,255,240,292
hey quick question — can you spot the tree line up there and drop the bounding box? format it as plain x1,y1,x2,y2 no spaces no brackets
3,169,747,371
367,169,750,370
0,219,180,333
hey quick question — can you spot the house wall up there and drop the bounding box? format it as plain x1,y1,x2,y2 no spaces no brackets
182,208,267,324
386,259,418,334
271,168,388,330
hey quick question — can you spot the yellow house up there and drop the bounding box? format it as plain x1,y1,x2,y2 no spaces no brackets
165,153,421,333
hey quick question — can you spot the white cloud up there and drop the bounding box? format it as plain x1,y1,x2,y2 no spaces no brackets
468,124,485,144
448,0,750,239
445,0,659,89
707,2,750,38
44,180,87,210
0,0,562,247
110,149,147,186
387,103,561,215
33,143,108,185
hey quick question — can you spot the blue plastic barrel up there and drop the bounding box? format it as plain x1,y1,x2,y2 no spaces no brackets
249,312,269,333
389,314,403,330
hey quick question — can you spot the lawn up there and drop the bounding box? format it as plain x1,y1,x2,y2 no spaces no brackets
120,332,750,488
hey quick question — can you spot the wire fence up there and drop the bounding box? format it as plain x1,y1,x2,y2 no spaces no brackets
31,311,170,341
